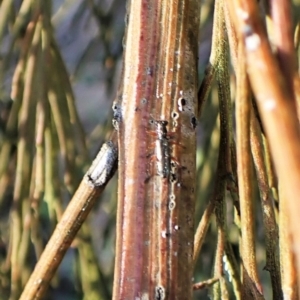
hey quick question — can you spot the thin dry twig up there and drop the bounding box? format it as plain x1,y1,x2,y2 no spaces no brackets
19,137,118,300
193,277,219,290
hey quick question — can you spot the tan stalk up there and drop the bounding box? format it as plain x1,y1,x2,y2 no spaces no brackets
235,39,263,298
193,199,215,263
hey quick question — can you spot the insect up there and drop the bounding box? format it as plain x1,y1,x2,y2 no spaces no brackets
149,119,182,180
154,120,171,178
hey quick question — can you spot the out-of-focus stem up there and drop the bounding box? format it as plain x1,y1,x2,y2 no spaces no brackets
279,184,299,300
77,222,110,300
50,35,89,165
0,0,14,43
269,0,296,95
198,0,223,117
10,19,41,300
228,0,300,290
0,20,36,180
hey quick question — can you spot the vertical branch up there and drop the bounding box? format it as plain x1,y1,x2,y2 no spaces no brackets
114,0,200,299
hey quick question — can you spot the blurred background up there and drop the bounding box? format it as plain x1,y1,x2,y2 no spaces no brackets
1,0,299,299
